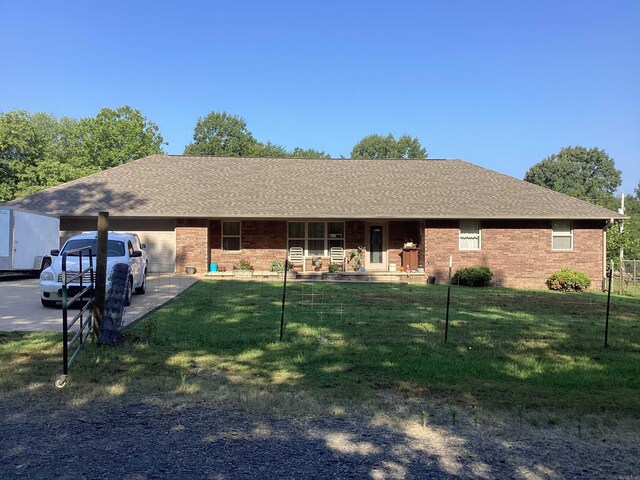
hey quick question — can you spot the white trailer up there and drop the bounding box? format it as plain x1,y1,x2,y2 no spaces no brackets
0,207,60,274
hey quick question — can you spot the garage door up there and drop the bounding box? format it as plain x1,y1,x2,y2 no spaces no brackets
60,218,176,273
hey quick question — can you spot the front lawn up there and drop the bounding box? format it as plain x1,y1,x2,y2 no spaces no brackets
1,280,639,419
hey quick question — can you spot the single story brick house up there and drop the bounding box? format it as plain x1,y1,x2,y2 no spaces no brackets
4,155,624,288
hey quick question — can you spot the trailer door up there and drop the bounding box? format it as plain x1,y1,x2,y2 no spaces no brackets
13,211,60,269
0,208,11,270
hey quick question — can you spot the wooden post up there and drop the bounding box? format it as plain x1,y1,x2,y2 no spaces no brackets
93,212,109,335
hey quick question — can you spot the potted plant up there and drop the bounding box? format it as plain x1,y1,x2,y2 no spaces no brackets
324,263,341,280
233,259,254,277
269,258,295,278
348,246,365,271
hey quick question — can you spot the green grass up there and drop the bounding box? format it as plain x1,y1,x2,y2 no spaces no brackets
1,280,639,419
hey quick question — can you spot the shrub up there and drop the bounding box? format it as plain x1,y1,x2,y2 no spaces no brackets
236,259,253,271
546,268,591,292
452,266,493,287
269,259,284,272
328,264,341,273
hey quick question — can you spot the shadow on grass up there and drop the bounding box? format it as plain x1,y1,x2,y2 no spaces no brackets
1,280,639,419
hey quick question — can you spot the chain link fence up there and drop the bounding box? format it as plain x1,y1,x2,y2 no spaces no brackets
615,259,639,295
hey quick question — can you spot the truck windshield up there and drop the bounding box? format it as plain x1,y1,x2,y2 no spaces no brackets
61,239,125,257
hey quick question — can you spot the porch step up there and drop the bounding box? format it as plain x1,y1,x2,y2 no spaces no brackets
295,272,423,283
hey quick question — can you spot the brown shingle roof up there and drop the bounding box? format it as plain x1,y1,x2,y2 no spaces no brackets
5,155,623,220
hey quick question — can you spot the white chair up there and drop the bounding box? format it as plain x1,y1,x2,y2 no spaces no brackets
330,246,345,271
288,247,305,272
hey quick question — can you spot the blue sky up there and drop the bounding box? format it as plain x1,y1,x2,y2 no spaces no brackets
1,0,639,195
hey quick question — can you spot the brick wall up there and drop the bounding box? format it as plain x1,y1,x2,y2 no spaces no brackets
344,221,365,271
175,219,209,274
207,220,368,272
388,221,421,270
210,220,288,271
424,219,606,289
177,217,605,287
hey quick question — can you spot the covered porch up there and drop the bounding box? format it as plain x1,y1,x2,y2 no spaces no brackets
175,219,426,276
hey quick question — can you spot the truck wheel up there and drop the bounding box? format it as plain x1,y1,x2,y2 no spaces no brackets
135,269,147,294
124,278,133,306
41,299,57,308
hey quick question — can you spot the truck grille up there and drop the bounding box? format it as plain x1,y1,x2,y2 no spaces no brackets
58,271,94,284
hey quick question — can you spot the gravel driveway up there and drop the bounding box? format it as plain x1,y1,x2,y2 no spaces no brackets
1,396,638,480
0,273,200,332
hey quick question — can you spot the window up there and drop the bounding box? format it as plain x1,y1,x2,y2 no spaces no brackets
288,222,305,251
62,239,125,257
222,221,241,251
288,221,344,256
552,220,572,250
459,220,481,250
307,222,325,256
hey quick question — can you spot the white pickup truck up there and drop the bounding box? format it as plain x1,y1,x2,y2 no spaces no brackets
39,231,148,307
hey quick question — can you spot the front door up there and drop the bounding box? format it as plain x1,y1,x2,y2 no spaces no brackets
366,223,387,271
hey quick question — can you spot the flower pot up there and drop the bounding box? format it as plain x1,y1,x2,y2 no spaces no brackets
185,266,197,275
233,270,253,278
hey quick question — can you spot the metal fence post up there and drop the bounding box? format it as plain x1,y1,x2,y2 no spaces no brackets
605,260,613,348
279,258,289,341
445,255,452,344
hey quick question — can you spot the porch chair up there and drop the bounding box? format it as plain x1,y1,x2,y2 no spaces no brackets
288,247,305,272
330,246,346,271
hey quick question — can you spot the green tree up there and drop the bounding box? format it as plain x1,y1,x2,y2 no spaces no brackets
184,111,259,156
289,147,330,158
524,146,621,209
607,188,640,262
0,106,164,202
185,111,333,159
350,133,427,159
0,110,87,202
250,141,288,157
75,106,165,170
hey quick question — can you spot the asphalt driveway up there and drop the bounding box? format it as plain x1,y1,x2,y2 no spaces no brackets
0,273,200,332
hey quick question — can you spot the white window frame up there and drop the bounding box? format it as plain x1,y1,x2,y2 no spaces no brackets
551,220,573,251
221,221,241,252
288,221,345,257
459,220,481,251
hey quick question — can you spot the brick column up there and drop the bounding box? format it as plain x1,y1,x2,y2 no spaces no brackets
175,219,209,274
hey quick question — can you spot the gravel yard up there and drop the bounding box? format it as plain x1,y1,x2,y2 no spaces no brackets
1,395,638,480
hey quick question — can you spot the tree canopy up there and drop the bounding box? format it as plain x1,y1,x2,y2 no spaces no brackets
0,107,164,203
350,133,427,159
183,110,329,158
607,187,640,261
524,146,621,209
74,106,165,171
184,112,258,157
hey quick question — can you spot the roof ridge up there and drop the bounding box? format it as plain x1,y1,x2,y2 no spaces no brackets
162,154,457,162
